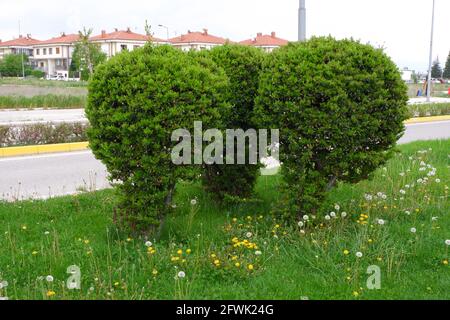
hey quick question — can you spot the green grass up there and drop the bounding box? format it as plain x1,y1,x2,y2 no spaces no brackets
0,140,449,300
0,77,88,88
0,94,86,109
409,103,450,118
407,83,449,98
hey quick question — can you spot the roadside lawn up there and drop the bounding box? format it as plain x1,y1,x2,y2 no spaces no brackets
0,140,448,300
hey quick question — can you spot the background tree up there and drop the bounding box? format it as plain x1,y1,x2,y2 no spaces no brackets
443,52,450,79
431,58,442,79
0,54,31,77
70,27,106,80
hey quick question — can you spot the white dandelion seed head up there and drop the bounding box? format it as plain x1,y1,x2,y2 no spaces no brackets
298,221,304,228
255,251,262,256
364,194,373,201
246,232,253,238
303,215,309,221
44,231,50,235
410,228,417,234
445,240,450,246
436,179,441,183
325,215,331,221
377,219,385,225
432,217,438,222
356,252,363,258
400,190,406,195
341,212,347,218
190,199,197,206
177,271,186,279
405,210,411,215
145,241,153,247
334,204,340,211
330,212,337,218
46,275,54,282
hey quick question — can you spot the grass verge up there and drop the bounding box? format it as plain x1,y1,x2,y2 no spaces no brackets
0,95,86,109
0,78,88,88
0,140,448,300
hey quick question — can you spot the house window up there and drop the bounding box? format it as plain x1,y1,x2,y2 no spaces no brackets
56,47,60,54
43,48,47,55
36,49,40,55
49,48,53,55
120,44,128,51
40,62,44,67
133,45,140,50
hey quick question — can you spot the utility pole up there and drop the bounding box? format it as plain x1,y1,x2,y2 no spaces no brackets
19,20,25,79
426,0,436,102
298,0,306,41
158,24,169,40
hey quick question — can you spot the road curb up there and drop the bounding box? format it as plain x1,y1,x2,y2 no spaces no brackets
405,115,450,124
0,142,89,158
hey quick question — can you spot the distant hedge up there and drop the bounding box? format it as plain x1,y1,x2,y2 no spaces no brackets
86,45,229,234
254,37,409,219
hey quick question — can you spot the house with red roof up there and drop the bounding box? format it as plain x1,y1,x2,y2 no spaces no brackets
32,33,81,78
90,28,167,58
240,32,288,52
169,29,229,51
0,35,41,60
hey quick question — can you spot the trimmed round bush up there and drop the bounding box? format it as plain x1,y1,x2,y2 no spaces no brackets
196,44,266,201
254,37,408,219
86,45,229,234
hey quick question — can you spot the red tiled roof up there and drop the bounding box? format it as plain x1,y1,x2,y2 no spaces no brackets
36,33,81,45
91,29,165,43
240,32,288,47
0,35,41,47
169,29,228,45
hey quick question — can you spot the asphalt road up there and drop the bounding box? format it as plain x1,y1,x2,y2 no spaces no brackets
0,120,449,201
0,151,108,201
0,109,87,126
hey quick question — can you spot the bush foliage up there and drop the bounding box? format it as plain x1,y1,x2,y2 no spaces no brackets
197,45,266,201
254,37,409,219
86,45,229,234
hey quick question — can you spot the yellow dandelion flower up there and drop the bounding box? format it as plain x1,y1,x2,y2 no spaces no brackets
21,225,27,230
352,291,359,297
211,253,216,258
247,264,254,271
343,250,350,255
177,249,183,255
114,282,120,287
46,290,56,297
368,239,373,244
186,249,192,254
443,260,449,265
127,238,132,242
235,262,241,268
232,218,238,223
152,269,158,276
84,240,90,245
214,259,220,265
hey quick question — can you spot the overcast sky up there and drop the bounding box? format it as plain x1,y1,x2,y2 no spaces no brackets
0,0,448,72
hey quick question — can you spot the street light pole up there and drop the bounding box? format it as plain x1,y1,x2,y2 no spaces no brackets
426,0,436,102
158,24,169,40
19,20,25,79
298,0,306,41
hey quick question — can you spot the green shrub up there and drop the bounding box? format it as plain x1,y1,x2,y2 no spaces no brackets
408,102,450,117
28,69,45,79
86,44,229,234
254,37,409,220
194,45,266,201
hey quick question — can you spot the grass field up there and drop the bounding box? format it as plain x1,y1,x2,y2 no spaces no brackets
0,78,88,88
0,95,86,109
0,140,448,300
407,83,449,98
